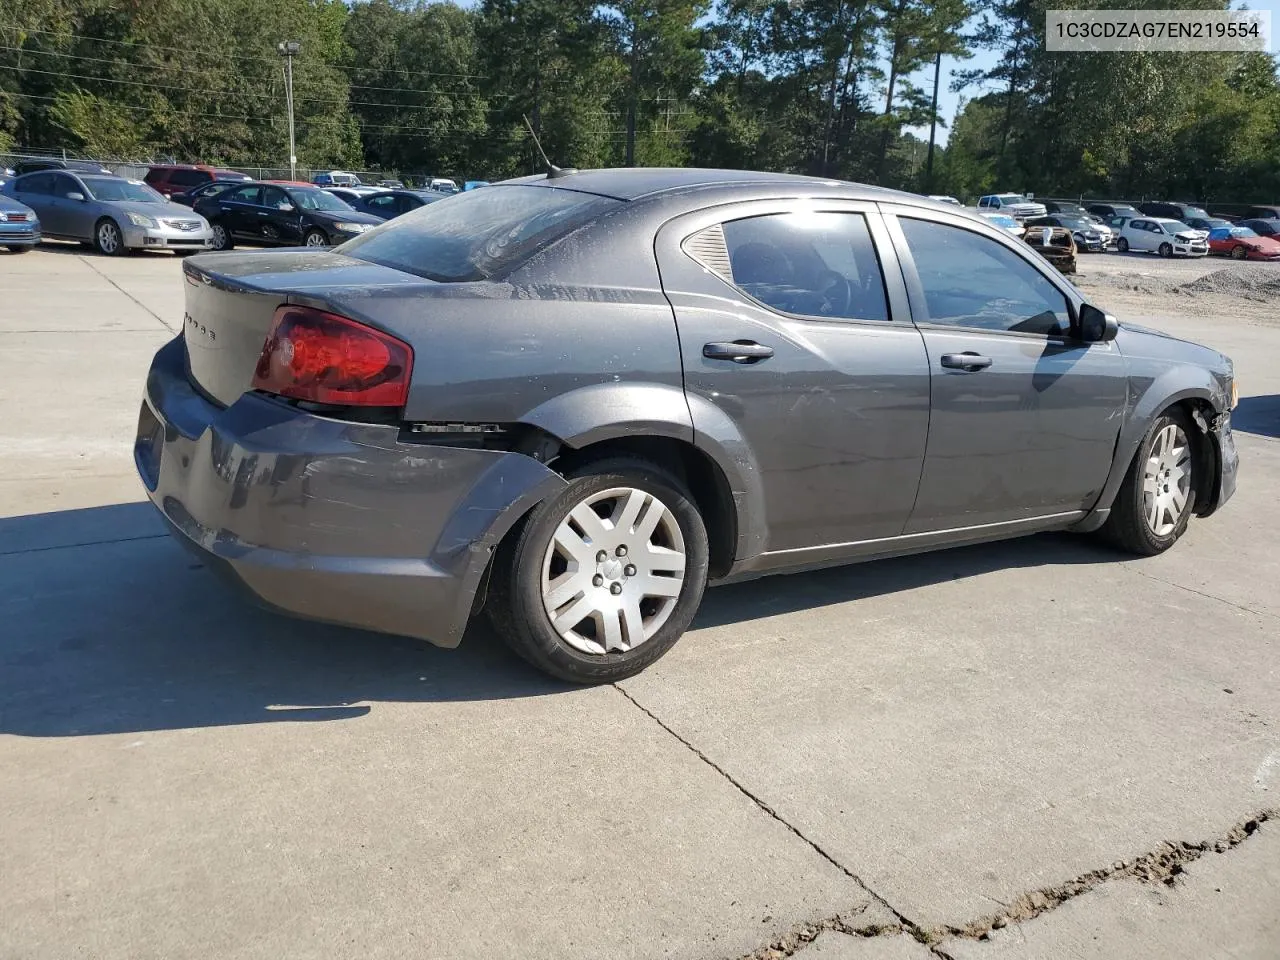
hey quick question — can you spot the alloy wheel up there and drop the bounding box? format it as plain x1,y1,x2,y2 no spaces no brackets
305,231,328,247
539,486,687,655
98,221,120,254
1142,423,1192,536
211,224,228,250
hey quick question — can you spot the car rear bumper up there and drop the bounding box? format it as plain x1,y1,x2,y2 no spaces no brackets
135,336,566,646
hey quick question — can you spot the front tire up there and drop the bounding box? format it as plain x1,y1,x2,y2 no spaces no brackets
1101,410,1197,556
487,457,710,683
1117,237,1129,252
94,218,123,256
1231,245,1248,260
1158,242,1173,258
303,228,329,247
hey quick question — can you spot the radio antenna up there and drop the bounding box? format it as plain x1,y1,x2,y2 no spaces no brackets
523,114,575,179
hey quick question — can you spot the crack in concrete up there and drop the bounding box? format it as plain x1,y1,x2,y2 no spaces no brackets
77,256,178,333
0,532,168,557
727,808,1275,958
611,684,929,952
1130,566,1280,622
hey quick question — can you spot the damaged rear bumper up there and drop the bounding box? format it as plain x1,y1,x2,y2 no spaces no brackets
135,336,566,646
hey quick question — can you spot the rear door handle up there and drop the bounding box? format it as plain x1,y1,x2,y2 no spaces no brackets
703,341,774,363
940,352,993,371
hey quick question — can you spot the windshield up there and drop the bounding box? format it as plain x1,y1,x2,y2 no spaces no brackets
1059,217,1092,229
1230,227,1258,238
337,184,621,282
1167,221,1194,233
995,194,1026,203
289,188,354,212
82,178,166,203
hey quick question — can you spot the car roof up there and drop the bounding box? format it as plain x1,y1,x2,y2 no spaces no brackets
505,167,916,204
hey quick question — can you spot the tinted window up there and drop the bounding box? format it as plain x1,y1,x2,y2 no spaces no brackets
720,212,890,322
365,193,400,213
171,169,209,188
261,186,290,209
15,173,53,195
51,173,80,197
899,217,1071,337
225,185,262,204
338,184,620,283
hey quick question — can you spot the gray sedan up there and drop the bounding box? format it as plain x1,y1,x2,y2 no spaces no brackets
136,169,1239,683
2,171,212,254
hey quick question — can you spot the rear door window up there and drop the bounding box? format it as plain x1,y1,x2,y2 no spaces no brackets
719,212,890,322
224,185,262,205
337,184,620,282
15,173,54,195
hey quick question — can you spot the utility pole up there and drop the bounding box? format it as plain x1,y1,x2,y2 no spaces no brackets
277,40,301,180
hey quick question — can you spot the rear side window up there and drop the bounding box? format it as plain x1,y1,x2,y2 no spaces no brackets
899,217,1071,337
720,212,889,322
15,173,53,195
170,169,209,188
337,185,620,282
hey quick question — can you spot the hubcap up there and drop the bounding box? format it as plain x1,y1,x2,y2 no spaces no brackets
212,225,227,248
540,487,686,655
1143,423,1191,536
99,223,118,252
306,232,327,247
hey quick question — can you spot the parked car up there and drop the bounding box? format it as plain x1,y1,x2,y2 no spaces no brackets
376,179,405,189
1087,202,1142,221
313,170,364,188
0,192,40,252
1206,225,1280,260
320,187,366,207
464,180,490,191
1184,217,1232,233
1043,200,1092,217
1024,214,1106,251
927,194,961,205
194,181,383,250
3,171,211,255
1242,205,1280,220
169,179,250,208
976,193,1047,218
427,177,460,194
975,210,1025,237
1114,217,1209,257
13,158,113,176
345,189,448,220
1240,218,1280,238
1138,201,1211,223
137,169,1238,682
144,164,251,199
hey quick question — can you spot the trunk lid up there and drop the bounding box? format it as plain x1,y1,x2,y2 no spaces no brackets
181,249,429,407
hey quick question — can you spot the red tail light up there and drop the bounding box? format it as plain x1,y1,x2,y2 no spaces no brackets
252,305,413,407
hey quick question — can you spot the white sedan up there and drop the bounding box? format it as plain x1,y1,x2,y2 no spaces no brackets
1115,217,1209,258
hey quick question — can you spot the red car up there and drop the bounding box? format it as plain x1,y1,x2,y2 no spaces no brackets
143,164,251,199
1207,225,1280,260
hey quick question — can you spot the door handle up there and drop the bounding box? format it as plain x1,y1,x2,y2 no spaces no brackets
940,352,993,371
703,341,774,363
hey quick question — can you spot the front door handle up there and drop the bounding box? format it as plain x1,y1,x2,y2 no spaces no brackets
703,340,774,363
940,352,993,371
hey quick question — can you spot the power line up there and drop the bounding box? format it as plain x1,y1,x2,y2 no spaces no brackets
0,22,489,80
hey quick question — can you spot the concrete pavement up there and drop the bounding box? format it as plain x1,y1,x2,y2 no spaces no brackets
1,246,1277,959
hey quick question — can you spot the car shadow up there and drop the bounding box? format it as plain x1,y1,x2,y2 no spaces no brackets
1,502,1130,738
1233,394,1280,439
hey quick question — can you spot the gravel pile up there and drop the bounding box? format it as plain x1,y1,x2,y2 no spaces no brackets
1175,267,1280,302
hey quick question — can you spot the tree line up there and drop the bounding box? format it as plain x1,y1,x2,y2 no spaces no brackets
2,0,1279,202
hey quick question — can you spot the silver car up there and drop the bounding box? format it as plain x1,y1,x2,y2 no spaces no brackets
2,171,213,255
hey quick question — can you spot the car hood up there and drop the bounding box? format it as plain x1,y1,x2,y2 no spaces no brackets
308,209,384,226
1117,322,1232,376
1172,229,1208,241
95,199,188,220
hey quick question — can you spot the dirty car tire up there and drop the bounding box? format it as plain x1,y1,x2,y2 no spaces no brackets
486,457,709,684
1116,237,1129,252
1100,409,1197,556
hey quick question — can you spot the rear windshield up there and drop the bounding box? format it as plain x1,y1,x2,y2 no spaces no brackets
336,184,621,282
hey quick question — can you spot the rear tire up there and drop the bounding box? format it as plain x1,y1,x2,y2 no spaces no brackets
486,457,710,684
93,218,123,256
1117,237,1129,252
209,221,233,251
1100,410,1197,556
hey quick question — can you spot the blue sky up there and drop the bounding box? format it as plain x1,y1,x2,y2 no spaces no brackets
905,0,1279,146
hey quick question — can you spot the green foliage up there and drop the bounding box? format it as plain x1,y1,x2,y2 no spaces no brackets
0,0,1277,200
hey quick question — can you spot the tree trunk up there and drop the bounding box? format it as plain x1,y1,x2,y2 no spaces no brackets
877,39,902,181
821,0,847,176
626,26,639,166
925,48,942,190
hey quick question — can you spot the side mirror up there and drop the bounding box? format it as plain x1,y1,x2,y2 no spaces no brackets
66,191,85,201
1079,304,1119,343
